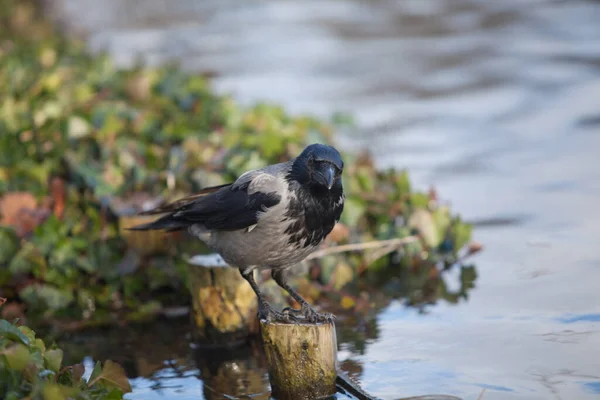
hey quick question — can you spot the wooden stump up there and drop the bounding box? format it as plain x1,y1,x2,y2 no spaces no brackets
187,254,259,345
260,320,337,400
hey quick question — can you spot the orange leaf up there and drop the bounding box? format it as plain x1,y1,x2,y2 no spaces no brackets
0,192,37,225
0,192,50,237
467,241,484,255
49,177,66,219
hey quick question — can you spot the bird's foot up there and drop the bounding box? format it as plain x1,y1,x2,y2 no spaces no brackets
283,303,335,324
258,302,299,324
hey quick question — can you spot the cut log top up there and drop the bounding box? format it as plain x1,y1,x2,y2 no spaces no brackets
260,319,337,400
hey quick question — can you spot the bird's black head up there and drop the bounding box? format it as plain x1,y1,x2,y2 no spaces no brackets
289,143,344,192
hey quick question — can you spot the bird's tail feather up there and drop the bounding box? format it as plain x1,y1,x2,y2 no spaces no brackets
126,183,231,232
126,214,189,232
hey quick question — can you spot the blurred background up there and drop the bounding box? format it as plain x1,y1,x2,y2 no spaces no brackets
2,0,600,399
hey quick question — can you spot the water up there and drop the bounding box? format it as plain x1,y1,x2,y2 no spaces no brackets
45,0,600,399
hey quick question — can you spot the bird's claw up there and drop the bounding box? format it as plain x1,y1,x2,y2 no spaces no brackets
259,303,299,324
258,301,334,324
282,304,336,324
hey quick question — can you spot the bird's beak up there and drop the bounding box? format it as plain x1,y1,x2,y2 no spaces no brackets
315,164,336,190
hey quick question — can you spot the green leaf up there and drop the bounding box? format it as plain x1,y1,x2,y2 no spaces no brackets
355,166,375,192
395,169,411,196
28,346,45,370
42,383,79,400
432,206,451,240
0,227,20,264
408,209,439,247
341,197,366,227
68,116,91,139
452,218,473,251
2,343,31,371
101,388,127,400
18,326,36,345
19,284,74,311
87,361,103,385
33,338,46,355
8,242,40,274
0,320,31,346
461,265,477,291
44,349,63,373
410,192,430,209
88,360,132,393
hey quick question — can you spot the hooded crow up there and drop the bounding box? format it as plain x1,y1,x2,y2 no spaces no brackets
129,143,345,323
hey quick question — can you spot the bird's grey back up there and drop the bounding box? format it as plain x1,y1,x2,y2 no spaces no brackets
190,160,311,271
232,161,291,192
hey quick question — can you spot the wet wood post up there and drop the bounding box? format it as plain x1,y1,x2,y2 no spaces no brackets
259,319,337,400
187,254,259,345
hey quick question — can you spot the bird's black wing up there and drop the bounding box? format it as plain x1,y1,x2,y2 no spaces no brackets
129,174,282,232
138,183,230,216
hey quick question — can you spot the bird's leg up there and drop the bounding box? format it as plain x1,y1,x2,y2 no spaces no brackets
271,269,335,323
240,269,297,324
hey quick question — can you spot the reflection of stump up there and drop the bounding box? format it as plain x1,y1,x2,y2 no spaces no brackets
187,254,259,344
260,320,337,400
194,340,270,400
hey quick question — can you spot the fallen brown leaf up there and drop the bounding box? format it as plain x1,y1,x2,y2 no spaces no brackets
0,192,37,225
0,192,51,237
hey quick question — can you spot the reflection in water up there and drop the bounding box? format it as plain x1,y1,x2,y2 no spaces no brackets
49,257,476,399
53,318,193,377
192,341,270,400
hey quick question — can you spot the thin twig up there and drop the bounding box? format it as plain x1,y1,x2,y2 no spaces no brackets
477,388,486,400
366,244,402,264
306,236,418,260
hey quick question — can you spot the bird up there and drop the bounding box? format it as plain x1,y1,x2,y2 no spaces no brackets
129,143,345,323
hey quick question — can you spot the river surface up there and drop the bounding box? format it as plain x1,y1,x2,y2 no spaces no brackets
46,0,600,399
